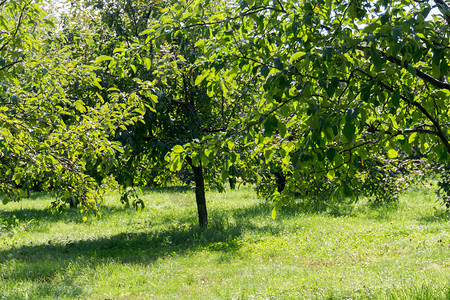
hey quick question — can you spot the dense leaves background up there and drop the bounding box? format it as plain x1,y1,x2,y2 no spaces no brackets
2,0,450,225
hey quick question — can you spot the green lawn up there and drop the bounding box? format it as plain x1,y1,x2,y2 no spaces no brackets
1,184,450,299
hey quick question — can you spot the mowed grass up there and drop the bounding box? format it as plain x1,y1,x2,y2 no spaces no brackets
1,184,450,299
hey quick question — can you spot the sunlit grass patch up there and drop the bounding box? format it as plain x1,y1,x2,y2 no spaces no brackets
1,185,450,299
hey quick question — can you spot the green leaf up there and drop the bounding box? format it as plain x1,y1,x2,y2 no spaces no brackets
12,172,21,185
170,156,182,172
172,145,184,154
200,153,210,165
420,7,432,18
194,71,209,86
144,58,151,71
92,78,103,90
221,167,229,182
94,55,113,64
345,108,358,123
139,28,154,35
391,27,402,41
263,115,279,137
113,48,126,53
273,57,284,69
43,19,56,29
440,60,448,77
73,100,86,113
387,149,398,159
194,39,205,47
408,132,418,144
271,207,277,220
289,51,306,64
363,22,380,33
391,90,401,107
326,148,336,161
327,170,335,180
370,47,383,70
278,122,287,137
343,122,355,141
260,65,270,77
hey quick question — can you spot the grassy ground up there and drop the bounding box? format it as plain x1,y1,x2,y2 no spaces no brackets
1,184,450,299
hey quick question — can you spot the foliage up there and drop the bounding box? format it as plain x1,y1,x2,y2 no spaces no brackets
146,0,450,210
5,0,450,223
359,155,411,204
0,0,142,214
61,0,261,225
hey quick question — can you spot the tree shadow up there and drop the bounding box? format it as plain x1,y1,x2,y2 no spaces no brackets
0,216,245,270
1,259,84,299
0,204,134,226
0,188,366,298
0,216,247,297
274,197,357,218
357,201,400,221
0,196,313,268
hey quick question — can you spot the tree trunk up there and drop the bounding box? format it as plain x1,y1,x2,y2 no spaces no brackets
69,197,78,208
228,176,236,190
186,156,208,227
274,170,286,193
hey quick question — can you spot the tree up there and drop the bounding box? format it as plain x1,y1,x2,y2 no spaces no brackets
154,0,450,208
0,0,141,215
61,0,258,226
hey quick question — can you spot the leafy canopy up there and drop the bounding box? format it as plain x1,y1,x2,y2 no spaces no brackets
152,0,450,203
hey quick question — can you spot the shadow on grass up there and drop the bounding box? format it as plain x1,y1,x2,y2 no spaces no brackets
358,201,400,221
0,205,135,226
0,215,246,297
0,197,308,266
269,197,357,218
0,187,365,298
1,260,84,299
0,214,246,289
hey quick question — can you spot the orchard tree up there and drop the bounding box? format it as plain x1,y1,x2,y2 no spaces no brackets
156,0,450,209
0,0,142,214
64,0,258,226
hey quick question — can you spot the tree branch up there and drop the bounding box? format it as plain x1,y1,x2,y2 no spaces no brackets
275,0,286,13
385,53,450,90
356,46,450,90
354,68,450,154
182,6,286,29
0,59,24,71
435,0,450,25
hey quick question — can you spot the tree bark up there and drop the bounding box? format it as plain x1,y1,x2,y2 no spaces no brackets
69,197,78,208
185,156,208,227
228,176,236,190
274,170,286,193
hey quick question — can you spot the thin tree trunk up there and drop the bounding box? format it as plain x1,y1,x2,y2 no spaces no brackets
186,156,208,227
228,176,236,190
274,170,286,193
69,197,78,208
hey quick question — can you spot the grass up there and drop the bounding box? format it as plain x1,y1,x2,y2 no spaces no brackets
1,184,450,299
